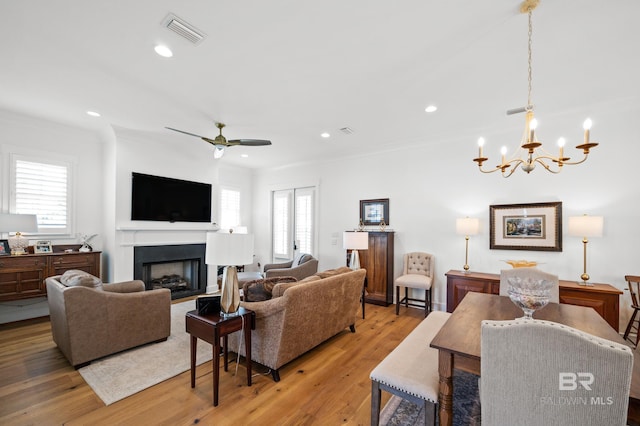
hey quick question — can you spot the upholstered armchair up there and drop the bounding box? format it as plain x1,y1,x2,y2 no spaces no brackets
46,271,171,368
481,319,633,425
263,253,318,280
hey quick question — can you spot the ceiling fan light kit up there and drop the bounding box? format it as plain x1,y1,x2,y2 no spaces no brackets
473,0,599,177
166,122,271,159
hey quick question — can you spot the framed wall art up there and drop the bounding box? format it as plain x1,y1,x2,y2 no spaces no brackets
490,201,562,251
0,239,9,255
360,198,389,226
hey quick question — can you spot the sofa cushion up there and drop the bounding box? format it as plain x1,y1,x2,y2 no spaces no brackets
314,266,353,279
244,276,297,302
59,269,103,290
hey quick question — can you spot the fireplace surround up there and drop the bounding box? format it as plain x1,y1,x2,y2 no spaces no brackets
133,244,206,299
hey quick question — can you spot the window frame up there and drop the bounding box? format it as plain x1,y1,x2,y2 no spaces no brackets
9,153,75,237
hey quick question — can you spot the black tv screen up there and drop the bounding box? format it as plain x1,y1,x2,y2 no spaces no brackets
131,172,212,223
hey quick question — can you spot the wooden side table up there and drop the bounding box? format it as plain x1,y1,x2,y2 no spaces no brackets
185,307,255,406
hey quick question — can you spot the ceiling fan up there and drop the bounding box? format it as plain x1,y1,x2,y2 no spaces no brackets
165,122,271,159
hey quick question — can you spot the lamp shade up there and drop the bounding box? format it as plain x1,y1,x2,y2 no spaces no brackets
343,231,369,250
205,231,254,266
568,215,603,238
456,217,480,236
0,213,38,233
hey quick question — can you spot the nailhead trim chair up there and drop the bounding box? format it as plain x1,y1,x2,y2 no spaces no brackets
395,252,434,316
623,274,640,347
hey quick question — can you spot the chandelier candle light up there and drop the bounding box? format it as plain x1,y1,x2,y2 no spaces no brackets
456,217,480,272
473,0,599,177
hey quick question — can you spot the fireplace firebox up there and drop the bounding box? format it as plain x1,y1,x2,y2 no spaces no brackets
133,244,207,300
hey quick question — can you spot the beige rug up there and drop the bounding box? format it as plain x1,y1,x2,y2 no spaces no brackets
78,300,213,405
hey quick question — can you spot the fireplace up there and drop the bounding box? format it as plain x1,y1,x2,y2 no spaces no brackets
133,244,207,299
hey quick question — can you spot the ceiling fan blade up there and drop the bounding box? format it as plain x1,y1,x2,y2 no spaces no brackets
165,127,207,138
228,139,272,146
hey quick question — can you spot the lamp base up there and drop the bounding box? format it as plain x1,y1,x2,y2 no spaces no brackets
220,266,241,316
8,233,29,255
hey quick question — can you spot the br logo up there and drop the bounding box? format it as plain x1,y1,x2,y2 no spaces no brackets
559,372,594,390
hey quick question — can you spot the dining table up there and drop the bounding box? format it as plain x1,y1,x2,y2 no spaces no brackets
429,292,640,426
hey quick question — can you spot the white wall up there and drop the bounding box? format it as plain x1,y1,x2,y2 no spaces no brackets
0,109,104,323
251,98,640,330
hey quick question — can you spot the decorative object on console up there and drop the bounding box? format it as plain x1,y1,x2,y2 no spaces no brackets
0,239,10,256
79,234,97,252
343,231,369,270
360,198,389,226
490,201,562,251
34,240,53,253
502,259,538,268
0,213,38,255
206,230,254,317
196,294,221,315
456,217,480,272
473,0,598,177
568,214,603,286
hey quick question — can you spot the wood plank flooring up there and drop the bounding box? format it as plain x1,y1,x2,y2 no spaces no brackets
0,302,424,426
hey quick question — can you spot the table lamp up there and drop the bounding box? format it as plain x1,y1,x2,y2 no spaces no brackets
0,213,38,255
568,214,603,286
205,230,254,316
343,231,369,270
456,217,480,272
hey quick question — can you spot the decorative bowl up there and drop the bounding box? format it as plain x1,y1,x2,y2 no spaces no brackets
507,276,553,320
503,259,538,268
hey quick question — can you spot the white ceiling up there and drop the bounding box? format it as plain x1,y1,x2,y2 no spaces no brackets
1,1,638,169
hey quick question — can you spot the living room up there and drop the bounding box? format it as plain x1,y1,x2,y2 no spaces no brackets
1,1,639,424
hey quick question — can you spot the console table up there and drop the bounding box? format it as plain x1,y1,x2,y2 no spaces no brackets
0,250,101,301
445,269,622,331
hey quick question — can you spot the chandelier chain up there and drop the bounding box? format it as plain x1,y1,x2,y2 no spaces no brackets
527,7,533,108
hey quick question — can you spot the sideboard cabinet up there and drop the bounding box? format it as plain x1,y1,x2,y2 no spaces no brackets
445,270,622,331
0,251,101,301
356,231,394,306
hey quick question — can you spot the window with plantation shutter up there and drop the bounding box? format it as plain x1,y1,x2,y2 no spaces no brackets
220,188,241,231
272,187,315,262
10,156,72,235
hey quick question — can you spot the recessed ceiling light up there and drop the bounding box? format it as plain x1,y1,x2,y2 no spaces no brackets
321,132,330,138
86,111,101,117
425,105,438,113
241,154,249,158
154,44,173,58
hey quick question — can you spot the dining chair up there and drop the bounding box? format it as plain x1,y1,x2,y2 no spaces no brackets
394,252,434,317
623,275,640,347
499,267,559,303
481,319,633,426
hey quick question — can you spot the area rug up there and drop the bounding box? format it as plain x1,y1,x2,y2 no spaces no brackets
379,370,481,425
78,300,212,405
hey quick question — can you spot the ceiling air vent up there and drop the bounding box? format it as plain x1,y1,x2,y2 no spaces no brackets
162,14,206,45
340,127,354,135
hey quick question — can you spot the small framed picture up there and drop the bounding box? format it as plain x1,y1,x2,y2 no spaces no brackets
360,198,390,226
0,239,10,256
34,240,53,254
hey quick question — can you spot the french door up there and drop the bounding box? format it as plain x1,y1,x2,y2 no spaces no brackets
272,187,315,262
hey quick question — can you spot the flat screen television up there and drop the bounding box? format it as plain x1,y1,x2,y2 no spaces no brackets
131,172,212,223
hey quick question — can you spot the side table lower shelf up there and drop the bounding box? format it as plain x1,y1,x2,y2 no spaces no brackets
185,307,255,406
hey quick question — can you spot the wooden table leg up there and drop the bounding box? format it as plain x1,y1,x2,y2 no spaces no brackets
438,350,454,426
213,332,220,406
190,335,197,388
223,335,229,372
244,314,252,386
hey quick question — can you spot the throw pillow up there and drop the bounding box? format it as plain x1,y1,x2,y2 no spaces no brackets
60,269,103,290
243,276,297,302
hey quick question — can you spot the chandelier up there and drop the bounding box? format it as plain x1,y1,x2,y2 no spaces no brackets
473,0,598,177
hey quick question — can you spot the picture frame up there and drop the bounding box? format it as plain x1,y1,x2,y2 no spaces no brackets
360,198,390,226
34,240,53,254
490,201,562,251
0,239,9,256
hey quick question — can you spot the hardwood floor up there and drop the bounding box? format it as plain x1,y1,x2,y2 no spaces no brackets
0,302,424,425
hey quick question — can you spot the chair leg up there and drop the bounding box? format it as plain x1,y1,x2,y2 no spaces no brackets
624,309,639,341
424,289,429,317
371,381,381,426
404,288,409,308
395,286,400,315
